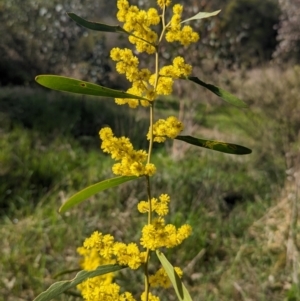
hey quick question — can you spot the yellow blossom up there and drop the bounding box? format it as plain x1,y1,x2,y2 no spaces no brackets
147,8,160,25
99,127,156,177
137,194,170,215
141,292,160,301
110,47,155,107
147,116,184,143
117,0,159,54
117,0,129,11
157,0,171,8
166,4,199,46
149,267,183,288
159,194,170,203
79,231,145,272
173,4,183,14
140,217,192,250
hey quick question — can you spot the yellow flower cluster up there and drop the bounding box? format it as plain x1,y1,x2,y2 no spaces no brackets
160,56,192,78
77,235,139,301
77,246,115,274
110,48,192,107
78,192,192,300
141,292,160,301
138,194,192,250
149,267,183,288
166,4,199,46
99,127,156,177
148,56,192,96
140,217,192,250
82,231,146,270
147,116,184,143
78,279,135,301
138,194,170,216
77,247,115,299
117,0,160,54
110,47,154,108
157,0,172,9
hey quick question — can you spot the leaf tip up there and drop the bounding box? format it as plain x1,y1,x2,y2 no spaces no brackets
58,205,66,214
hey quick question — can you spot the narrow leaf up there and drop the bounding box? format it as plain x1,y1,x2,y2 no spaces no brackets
181,10,221,23
33,264,124,301
186,77,248,108
62,291,82,297
175,135,252,155
35,75,149,101
59,176,137,213
53,269,81,279
68,13,129,34
156,251,193,301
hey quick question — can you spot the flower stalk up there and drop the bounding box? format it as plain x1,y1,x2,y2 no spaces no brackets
33,1,250,301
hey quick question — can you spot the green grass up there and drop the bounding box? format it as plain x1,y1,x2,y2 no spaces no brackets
1,67,299,301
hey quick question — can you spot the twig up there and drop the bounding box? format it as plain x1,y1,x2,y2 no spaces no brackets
183,248,206,274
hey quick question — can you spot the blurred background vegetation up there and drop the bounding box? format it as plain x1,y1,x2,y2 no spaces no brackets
1,0,300,300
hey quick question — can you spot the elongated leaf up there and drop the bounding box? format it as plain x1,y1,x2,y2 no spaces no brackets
59,176,137,213
35,75,149,101
175,135,252,155
156,251,193,301
33,264,124,301
68,13,129,34
54,269,81,279
62,291,82,297
181,10,221,23
186,77,248,108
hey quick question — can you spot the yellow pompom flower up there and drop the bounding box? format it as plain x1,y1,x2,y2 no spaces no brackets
147,8,160,25
141,292,160,301
111,48,139,77
159,194,170,203
120,292,137,301
139,68,151,80
179,25,200,46
77,234,119,300
140,219,161,249
147,116,184,143
99,127,156,177
173,4,183,14
159,65,176,77
155,201,168,216
177,224,193,241
113,242,144,270
110,47,155,107
79,231,145,271
116,0,129,22
149,267,183,288
156,77,174,95
137,198,158,213
116,1,160,54
110,47,122,61
157,0,171,8
117,0,130,11
166,4,199,46
172,56,192,77
140,217,192,250
137,200,150,213
137,194,170,216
